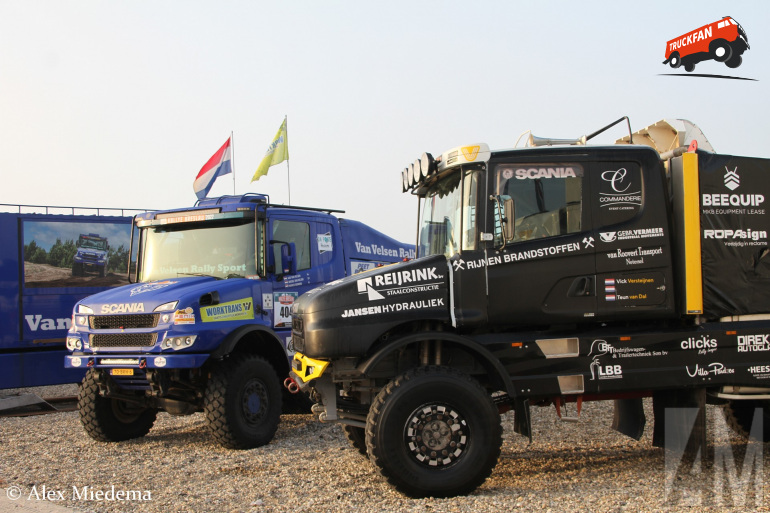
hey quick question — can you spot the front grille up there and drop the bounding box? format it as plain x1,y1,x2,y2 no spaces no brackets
81,254,99,262
90,314,160,330
90,333,157,348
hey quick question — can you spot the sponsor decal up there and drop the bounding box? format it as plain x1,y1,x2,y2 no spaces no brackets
130,280,177,297
589,340,623,380
600,168,641,210
200,298,254,323
357,266,443,301
353,241,414,259
25,315,71,331
600,227,665,243
724,166,740,191
341,298,445,318
686,362,736,378
738,334,770,352
703,228,767,241
680,335,718,355
173,307,195,325
274,292,298,327
702,193,765,207
748,365,770,379
154,357,167,367
454,243,582,272
351,261,377,274
318,232,333,253
605,246,664,266
100,303,145,314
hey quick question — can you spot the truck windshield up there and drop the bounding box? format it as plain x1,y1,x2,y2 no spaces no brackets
417,168,479,258
139,219,258,281
79,237,107,251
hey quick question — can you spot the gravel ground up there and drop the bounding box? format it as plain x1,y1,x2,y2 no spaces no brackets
1,385,768,513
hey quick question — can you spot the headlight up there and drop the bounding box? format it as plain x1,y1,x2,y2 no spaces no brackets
77,305,94,314
154,301,179,312
161,334,196,350
66,337,82,351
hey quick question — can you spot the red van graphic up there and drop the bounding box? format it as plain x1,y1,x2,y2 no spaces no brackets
663,16,749,72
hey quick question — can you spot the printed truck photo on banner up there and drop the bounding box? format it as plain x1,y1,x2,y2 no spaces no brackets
23,220,133,288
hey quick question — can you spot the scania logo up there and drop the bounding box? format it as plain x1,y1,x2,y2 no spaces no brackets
100,303,145,314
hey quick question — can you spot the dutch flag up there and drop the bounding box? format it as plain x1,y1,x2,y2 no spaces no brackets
193,137,232,200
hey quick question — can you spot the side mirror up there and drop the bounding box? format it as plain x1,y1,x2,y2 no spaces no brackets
491,194,515,249
280,242,297,276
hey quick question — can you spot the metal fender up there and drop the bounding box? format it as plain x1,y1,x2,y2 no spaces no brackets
357,331,517,399
209,324,287,360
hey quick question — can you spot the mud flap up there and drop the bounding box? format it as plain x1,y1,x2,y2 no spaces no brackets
652,389,706,459
612,398,646,440
513,398,532,442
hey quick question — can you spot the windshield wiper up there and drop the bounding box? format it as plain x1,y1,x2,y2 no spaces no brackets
177,272,221,280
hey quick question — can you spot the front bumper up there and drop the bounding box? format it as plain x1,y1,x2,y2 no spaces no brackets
289,352,330,390
65,353,211,370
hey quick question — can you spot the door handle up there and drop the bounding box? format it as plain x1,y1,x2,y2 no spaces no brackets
568,276,594,297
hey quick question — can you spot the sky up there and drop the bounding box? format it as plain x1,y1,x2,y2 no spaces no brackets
2,1,769,244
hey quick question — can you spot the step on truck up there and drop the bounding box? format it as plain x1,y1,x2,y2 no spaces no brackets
64,193,414,449
289,118,770,497
0,205,138,390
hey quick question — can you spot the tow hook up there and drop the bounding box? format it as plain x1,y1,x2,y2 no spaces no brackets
283,377,300,394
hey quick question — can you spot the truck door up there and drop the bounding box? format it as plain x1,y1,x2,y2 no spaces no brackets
590,156,675,319
483,160,597,325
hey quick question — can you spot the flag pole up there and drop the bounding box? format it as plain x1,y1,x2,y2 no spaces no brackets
285,116,290,204
230,131,235,195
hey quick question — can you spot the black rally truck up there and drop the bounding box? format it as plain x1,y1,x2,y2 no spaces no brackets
288,122,770,497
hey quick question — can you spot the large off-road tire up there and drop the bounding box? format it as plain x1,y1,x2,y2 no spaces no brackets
366,366,502,498
204,355,282,449
343,425,367,456
78,370,157,442
723,400,770,442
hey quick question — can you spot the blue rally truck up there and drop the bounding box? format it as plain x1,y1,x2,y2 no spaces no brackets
72,233,110,277
0,206,136,390
64,193,413,449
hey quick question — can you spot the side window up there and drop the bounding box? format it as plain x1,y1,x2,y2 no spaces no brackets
272,220,311,271
495,163,583,245
597,163,642,226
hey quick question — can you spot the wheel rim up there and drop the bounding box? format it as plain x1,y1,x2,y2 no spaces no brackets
405,403,468,467
241,378,268,424
111,399,144,423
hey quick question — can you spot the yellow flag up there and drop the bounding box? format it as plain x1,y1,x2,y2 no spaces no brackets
252,118,289,182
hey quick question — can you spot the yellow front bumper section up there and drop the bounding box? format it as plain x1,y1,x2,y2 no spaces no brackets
291,352,330,384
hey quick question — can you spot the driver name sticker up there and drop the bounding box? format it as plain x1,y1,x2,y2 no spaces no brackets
201,298,254,323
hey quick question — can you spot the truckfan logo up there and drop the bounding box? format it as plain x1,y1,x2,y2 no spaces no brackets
724,167,740,190
661,16,753,78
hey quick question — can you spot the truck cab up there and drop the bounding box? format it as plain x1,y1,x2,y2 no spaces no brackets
65,193,412,449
